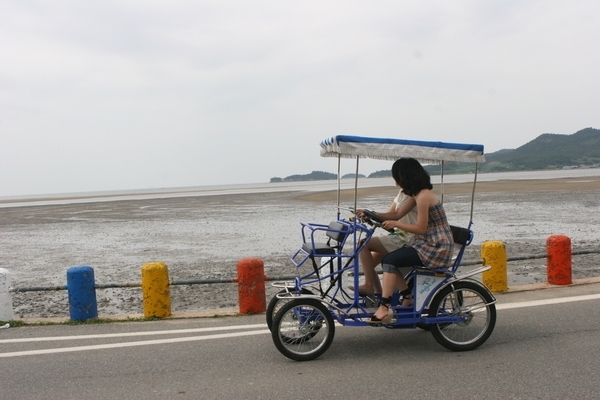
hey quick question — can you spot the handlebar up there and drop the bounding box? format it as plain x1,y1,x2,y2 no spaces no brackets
342,207,394,233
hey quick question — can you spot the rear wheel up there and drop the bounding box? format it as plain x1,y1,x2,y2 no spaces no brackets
429,281,496,351
271,298,335,361
266,288,313,331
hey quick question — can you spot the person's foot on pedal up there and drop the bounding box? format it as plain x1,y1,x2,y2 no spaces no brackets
348,285,375,297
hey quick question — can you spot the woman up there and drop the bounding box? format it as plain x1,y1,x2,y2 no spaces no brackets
353,160,418,296
368,157,454,325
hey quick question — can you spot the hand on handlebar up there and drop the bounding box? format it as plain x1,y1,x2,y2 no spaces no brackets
355,209,368,221
381,220,396,231
355,209,396,233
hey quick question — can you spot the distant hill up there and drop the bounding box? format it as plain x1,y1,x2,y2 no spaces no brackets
483,127,600,171
270,171,336,182
425,127,600,174
270,128,600,181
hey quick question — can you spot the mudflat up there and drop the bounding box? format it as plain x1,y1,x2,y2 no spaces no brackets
3,175,600,319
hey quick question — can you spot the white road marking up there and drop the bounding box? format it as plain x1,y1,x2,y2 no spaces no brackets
1,293,599,358
495,293,600,310
0,323,267,344
0,329,270,358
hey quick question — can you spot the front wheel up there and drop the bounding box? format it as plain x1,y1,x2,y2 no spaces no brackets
429,280,496,351
271,298,335,361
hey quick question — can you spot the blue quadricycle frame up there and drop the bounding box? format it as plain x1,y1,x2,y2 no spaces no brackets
267,135,497,361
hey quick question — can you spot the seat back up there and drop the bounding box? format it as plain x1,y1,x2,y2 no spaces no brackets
450,225,472,246
326,221,349,244
448,225,473,273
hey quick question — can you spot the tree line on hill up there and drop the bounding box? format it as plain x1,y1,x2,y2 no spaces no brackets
270,127,600,182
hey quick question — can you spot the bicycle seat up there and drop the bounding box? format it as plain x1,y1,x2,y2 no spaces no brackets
301,221,349,255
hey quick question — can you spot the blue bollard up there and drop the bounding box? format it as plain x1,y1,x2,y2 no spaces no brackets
67,266,98,321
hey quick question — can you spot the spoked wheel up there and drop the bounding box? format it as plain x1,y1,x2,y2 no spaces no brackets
266,288,313,331
271,298,335,361
429,281,496,351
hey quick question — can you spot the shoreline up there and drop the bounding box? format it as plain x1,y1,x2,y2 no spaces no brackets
295,175,600,201
3,174,600,208
3,170,600,207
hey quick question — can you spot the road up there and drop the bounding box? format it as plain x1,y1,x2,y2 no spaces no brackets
1,282,600,399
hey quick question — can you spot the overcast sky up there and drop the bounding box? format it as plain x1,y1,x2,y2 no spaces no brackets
1,1,599,197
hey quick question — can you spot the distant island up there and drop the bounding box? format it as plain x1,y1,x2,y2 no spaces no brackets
270,127,600,182
270,171,366,182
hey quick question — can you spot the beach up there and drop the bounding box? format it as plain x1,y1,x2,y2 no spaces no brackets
2,173,600,319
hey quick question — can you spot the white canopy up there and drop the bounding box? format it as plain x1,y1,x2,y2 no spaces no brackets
320,135,485,164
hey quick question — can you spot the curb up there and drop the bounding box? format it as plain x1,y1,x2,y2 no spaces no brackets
12,276,600,325
16,308,241,325
504,276,600,293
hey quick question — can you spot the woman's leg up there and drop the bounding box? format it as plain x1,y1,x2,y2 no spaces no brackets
371,271,396,320
372,247,422,319
358,237,388,293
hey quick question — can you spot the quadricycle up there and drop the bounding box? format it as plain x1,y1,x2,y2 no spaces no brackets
267,135,496,361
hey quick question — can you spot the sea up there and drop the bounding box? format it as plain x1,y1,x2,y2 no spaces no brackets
2,168,600,208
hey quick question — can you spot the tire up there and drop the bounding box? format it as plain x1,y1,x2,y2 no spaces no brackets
271,298,335,361
428,280,496,351
266,288,313,331
419,291,464,331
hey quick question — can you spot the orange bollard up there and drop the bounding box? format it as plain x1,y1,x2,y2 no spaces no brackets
547,235,572,285
237,258,266,314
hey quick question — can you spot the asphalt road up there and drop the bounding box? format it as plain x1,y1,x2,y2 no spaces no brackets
1,282,600,400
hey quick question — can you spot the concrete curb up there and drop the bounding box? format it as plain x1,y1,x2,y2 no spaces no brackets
13,276,600,325
504,276,600,293
17,308,241,325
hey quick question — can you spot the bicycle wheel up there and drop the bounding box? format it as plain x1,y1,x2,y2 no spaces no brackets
271,298,335,361
429,280,496,351
266,288,313,331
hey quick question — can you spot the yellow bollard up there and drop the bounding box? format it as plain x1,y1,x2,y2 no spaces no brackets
141,262,171,318
481,241,508,292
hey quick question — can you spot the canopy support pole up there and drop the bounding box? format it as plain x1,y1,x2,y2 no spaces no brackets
440,161,445,205
353,156,359,215
469,163,479,224
336,155,341,220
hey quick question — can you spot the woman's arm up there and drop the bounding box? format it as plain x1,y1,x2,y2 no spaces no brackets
382,190,436,235
373,196,416,221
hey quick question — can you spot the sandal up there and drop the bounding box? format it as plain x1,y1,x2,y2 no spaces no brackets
368,298,393,326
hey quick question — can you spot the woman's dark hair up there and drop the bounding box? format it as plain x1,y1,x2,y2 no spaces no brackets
391,158,433,196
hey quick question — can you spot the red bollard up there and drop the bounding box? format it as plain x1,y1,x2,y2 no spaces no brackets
546,235,572,285
236,258,266,314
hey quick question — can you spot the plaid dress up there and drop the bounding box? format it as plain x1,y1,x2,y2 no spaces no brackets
410,202,454,269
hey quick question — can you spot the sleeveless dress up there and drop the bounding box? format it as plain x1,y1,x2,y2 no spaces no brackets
409,202,454,269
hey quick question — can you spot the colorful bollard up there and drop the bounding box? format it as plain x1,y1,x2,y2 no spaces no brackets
547,235,572,285
237,258,266,314
67,266,98,321
141,262,171,318
481,241,508,292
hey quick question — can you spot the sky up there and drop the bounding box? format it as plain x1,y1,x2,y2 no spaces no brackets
1,1,599,197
